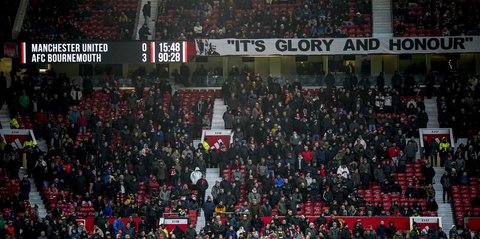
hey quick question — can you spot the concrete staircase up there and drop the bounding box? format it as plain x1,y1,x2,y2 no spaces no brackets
18,168,48,218
195,167,222,232
372,0,393,37
210,99,227,130
433,167,455,230
0,104,11,129
134,0,158,40
424,97,440,128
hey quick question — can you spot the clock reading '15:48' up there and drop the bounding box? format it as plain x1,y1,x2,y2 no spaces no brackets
148,41,188,63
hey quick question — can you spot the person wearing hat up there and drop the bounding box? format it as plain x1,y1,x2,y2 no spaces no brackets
439,137,451,163
353,219,365,237
449,225,458,239
190,167,202,185
365,225,377,239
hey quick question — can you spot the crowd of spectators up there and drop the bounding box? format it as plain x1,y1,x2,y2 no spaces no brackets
1,65,479,239
393,0,480,36
433,70,480,227
155,0,372,40
435,72,480,139
19,0,137,41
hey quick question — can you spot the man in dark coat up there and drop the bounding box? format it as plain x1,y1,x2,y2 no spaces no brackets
203,196,215,223
142,1,151,21
421,162,435,185
196,175,209,205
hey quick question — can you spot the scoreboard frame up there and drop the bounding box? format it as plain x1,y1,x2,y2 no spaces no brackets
20,41,189,64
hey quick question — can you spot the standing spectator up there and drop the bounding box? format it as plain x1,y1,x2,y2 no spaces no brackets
185,224,197,239
426,198,439,211
429,138,440,166
19,90,30,115
438,227,448,239
142,1,151,22
82,77,93,98
340,225,351,239
405,138,418,163
190,167,203,185
193,22,203,37
376,72,385,92
449,225,458,239
70,84,83,105
180,63,190,86
421,162,435,185
376,221,388,239
329,222,340,239
113,217,125,236
196,175,209,205
203,196,215,223
20,176,31,200
391,71,403,94
138,24,151,40
425,70,436,99
439,137,451,163
440,172,452,203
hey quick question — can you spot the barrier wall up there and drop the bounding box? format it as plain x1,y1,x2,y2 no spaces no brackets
465,217,480,231
260,216,411,231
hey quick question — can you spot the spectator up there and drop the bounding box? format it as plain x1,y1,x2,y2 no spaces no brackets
450,225,458,239
113,217,125,236
376,221,388,239
405,137,418,163
142,1,151,21
422,162,435,185
426,198,439,211
440,172,452,203
190,167,203,185
139,24,151,40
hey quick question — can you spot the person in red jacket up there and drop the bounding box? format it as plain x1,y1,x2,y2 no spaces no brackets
388,142,401,162
77,111,88,133
301,146,314,165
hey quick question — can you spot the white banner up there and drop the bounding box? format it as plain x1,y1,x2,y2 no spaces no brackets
163,218,188,225
195,36,480,56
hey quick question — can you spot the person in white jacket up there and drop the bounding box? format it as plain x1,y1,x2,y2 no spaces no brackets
337,164,350,179
190,167,203,185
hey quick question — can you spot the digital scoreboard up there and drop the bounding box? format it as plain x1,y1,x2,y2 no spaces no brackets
20,41,189,64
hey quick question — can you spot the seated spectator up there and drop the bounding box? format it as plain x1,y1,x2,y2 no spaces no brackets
214,201,227,217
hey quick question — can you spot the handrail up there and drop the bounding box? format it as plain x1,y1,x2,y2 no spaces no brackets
12,0,29,39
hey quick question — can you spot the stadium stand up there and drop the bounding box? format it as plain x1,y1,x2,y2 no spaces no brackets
0,62,449,238
3,0,480,238
439,71,480,227
155,0,372,39
19,0,137,41
392,0,480,37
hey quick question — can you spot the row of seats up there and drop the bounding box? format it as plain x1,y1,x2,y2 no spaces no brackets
221,161,434,217
0,177,37,220
452,178,480,227
22,0,136,40
0,178,21,197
